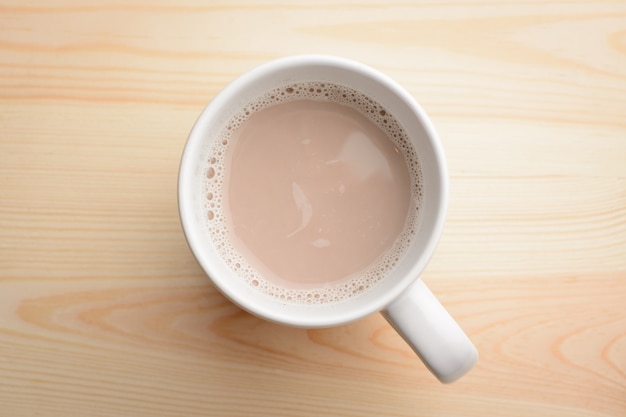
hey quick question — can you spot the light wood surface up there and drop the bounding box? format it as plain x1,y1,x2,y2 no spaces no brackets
1,1,625,416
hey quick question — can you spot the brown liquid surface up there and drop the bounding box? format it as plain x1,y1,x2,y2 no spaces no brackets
223,99,412,289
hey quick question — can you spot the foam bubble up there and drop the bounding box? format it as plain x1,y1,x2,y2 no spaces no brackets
202,82,423,305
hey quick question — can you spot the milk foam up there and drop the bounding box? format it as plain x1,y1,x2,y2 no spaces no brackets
202,82,423,304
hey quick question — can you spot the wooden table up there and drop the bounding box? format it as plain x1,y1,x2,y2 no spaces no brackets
1,1,625,416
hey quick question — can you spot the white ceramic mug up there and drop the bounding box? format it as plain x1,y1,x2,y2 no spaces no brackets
178,55,478,383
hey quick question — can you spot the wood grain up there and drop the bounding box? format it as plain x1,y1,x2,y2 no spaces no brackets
1,1,625,416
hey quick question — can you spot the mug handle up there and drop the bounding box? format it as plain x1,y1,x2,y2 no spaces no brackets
381,279,478,383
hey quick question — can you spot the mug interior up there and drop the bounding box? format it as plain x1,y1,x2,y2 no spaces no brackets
178,55,447,327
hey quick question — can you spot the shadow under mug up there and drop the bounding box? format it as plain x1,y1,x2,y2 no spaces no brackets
178,55,478,383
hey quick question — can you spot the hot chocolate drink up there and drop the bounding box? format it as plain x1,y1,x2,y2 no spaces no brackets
202,82,423,304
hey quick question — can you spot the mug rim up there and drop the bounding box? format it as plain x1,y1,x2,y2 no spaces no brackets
178,54,448,327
